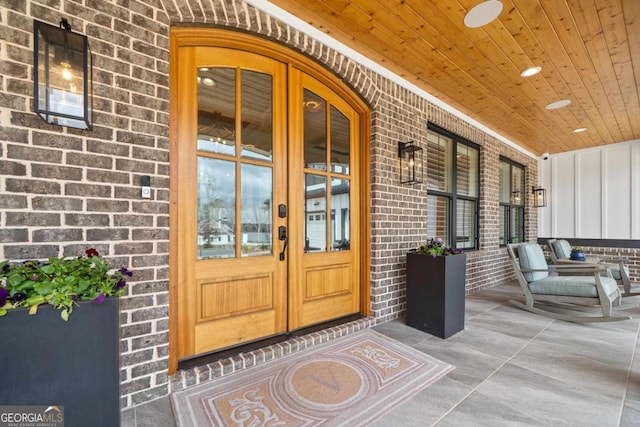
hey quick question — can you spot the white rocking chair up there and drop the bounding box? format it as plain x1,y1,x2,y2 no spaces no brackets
507,243,629,323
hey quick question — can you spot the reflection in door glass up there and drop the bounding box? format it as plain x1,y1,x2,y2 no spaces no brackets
197,68,236,156
241,164,272,257
303,89,327,171
197,157,236,259
241,70,273,161
330,178,350,251
304,173,326,252
330,106,350,175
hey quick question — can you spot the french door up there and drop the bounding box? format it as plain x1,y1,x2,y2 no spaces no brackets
172,41,362,361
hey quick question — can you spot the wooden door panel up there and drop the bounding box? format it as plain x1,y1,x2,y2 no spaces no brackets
175,46,288,360
288,69,361,330
199,274,273,320
304,264,352,299
194,310,277,354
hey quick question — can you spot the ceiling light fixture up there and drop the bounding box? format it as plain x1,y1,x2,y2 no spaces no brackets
464,0,503,28
520,66,542,77
573,127,587,133
545,99,571,110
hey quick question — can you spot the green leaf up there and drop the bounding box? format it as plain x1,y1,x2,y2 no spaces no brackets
7,273,27,287
34,282,54,295
61,309,69,321
16,280,37,292
40,264,56,274
25,295,46,306
0,308,6,316
29,304,39,315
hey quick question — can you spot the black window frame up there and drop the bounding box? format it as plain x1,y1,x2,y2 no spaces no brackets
426,123,480,251
499,157,525,246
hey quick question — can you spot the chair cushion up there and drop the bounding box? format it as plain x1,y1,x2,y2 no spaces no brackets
529,275,619,298
553,239,572,259
518,243,549,282
608,264,629,281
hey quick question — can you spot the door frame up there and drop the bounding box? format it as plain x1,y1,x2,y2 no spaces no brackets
168,27,371,374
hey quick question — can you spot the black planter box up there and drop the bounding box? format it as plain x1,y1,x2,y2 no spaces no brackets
405,252,466,339
0,298,121,427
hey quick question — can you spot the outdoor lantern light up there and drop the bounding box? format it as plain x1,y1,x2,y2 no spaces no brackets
532,186,546,207
34,18,92,130
398,141,423,184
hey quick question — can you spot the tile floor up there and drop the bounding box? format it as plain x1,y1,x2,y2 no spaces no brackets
121,280,640,426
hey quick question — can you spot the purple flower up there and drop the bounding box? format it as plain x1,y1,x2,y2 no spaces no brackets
30,274,38,281
11,292,26,302
119,267,133,277
0,288,8,306
92,293,106,304
115,279,126,288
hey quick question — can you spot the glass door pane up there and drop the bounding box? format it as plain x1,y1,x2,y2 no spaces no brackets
241,164,272,257
197,68,236,155
304,173,327,252
331,178,350,251
330,106,350,174
302,90,353,254
241,70,273,161
197,157,236,259
303,89,327,170
197,67,275,260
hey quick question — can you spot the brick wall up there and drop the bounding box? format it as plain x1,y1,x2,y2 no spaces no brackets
1,0,538,408
1,0,172,407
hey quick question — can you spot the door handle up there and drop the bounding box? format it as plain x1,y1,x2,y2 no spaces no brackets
278,226,288,261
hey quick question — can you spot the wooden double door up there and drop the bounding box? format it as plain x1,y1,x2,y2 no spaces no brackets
172,32,365,362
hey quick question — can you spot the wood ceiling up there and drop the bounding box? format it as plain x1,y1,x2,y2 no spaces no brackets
266,0,640,156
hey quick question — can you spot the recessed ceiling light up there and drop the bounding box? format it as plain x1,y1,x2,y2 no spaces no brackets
464,1,503,28
545,99,571,110
520,66,542,77
573,127,587,133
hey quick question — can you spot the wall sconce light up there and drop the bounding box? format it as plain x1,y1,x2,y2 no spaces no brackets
34,18,93,130
398,141,423,184
532,186,546,207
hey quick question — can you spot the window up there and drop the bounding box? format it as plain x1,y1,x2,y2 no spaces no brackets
426,124,479,250
499,158,525,245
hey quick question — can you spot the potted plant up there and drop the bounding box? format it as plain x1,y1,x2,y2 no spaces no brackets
0,249,131,427
570,246,586,261
406,238,466,339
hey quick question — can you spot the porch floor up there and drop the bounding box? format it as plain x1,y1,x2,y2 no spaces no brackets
121,280,640,426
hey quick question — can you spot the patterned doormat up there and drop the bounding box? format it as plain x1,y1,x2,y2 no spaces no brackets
170,330,454,426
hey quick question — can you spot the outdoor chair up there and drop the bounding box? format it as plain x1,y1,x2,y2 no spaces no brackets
548,239,639,297
507,242,629,323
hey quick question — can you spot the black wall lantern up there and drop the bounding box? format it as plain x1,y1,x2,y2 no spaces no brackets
34,18,92,130
398,141,423,184
532,186,547,207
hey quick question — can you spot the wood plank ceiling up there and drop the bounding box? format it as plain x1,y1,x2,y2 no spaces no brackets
267,0,640,156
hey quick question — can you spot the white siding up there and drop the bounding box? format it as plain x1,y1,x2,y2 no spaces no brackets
539,139,640,239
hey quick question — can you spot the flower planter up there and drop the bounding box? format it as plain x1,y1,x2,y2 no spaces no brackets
0,298,121,427
570,251,586,261
405,252,467,339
